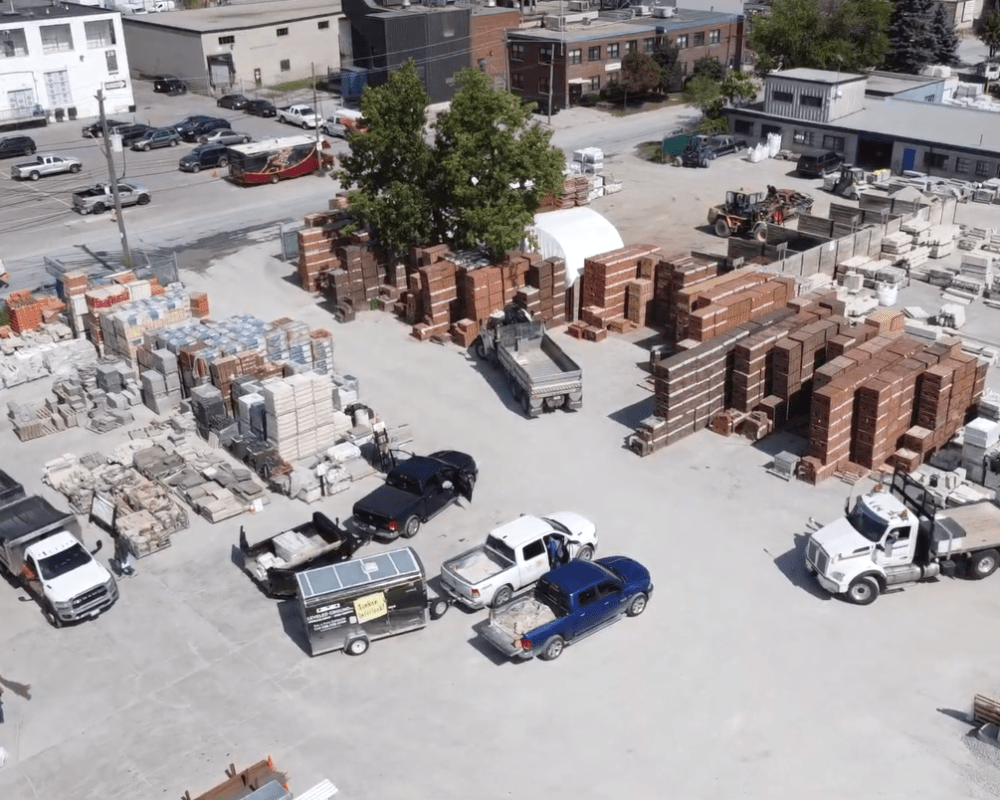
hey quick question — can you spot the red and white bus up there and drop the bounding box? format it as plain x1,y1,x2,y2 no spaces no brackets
226,135,333,186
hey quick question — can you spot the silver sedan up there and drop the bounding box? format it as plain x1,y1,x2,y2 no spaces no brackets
197,129,253,146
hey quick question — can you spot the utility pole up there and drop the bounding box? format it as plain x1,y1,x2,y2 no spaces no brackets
97,89,132,268
312,61,323,175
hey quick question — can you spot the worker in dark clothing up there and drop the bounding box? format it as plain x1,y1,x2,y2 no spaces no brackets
547,536,567,569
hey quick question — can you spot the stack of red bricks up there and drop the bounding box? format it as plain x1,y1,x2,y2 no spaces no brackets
650,253,722,337
297,211,350,292
525,255,566,326
674,271,797,345
538,175,591,212
412,260,459,341
189,291,210,319
571,244,661,339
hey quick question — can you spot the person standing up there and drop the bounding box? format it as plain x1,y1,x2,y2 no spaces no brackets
113,534,136,577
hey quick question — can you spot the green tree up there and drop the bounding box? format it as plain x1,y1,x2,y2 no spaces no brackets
826,0,892,70
683,74,724,119
432,68,564,260
884,0,936,73
603,52,662,102
720,71,759,106
979,8,1000,58
691,56,726,82
932,3,959,66
653,40,684,92
336,61,435,264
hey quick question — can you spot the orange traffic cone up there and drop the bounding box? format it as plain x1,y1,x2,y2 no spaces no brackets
212,167,219,178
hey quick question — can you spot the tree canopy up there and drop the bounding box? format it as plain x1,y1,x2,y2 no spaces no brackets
931,3,959,66
979,9,1000,59
338,62,565,264
747,0,891,74
883,0,937,74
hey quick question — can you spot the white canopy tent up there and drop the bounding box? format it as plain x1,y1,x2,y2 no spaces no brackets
526,207,624,286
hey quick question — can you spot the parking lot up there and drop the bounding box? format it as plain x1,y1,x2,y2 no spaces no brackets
3,77,1000,798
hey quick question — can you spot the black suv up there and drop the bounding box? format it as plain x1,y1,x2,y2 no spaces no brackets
0,135,36,158
178,143,230,173
244,99,277,118
153,75,188,95
179,117,229,142
82,119,127,138
797,150,844,178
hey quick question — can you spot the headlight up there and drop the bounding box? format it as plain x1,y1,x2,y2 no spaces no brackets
54,600,73,610
830,571,845,582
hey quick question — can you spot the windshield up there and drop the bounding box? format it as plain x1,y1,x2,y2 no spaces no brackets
484,535,516,565
385,472,421,493
535,579,569,615
37,543,92,580
847,501,888,543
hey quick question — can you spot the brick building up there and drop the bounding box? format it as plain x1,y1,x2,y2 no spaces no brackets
506,7,744,109
472,5,521,86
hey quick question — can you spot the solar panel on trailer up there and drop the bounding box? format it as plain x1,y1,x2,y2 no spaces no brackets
297,547,421,599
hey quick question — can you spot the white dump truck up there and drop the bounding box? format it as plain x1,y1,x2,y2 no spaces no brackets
806,470,1000,605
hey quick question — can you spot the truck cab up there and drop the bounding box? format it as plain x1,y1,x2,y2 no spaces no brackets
22,531,118,626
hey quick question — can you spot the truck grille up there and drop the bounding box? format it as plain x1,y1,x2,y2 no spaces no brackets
806,540,829,574
72,585,108,609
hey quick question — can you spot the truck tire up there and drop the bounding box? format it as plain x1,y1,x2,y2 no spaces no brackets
673,156,683,167
429,598,450,620
752,222,767,241
539,635,565,661
474,339,488,360
700,157,709,168
70,163,81,172
846,576,879,605
345,636,369,656
29,170,40,181
492,585,513,607
27,146,35,156
575,545,594,561
968,549,999,580
714,218,731,238
137,194,150,205
44,604,63,629
402,515,420,539
627,592,648,617
92,202,106,215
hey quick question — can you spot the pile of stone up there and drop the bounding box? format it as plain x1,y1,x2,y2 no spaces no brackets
0,325,97,388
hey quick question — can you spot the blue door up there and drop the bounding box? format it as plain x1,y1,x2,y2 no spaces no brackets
902,148,916,171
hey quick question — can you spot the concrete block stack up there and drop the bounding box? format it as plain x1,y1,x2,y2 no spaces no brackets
262,372,336,464
139,348,183,415
926,225,958,259
952,252,993,296
236,392,266,440
962,417,1000,484
98,284,191,367
331,373,359,410
0,330,97,388
191,384,228,437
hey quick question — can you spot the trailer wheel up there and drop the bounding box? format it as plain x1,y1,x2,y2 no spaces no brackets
627,592,648,617
539,635,565,661
968,549,999,580
429,598,450,620
714,218,731,238
846,576,879,605
492,585,513,607
44,604,64,629
346,636,369,656
402,515,420,539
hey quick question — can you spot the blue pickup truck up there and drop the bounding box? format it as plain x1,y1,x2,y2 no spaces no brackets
480,556,652,661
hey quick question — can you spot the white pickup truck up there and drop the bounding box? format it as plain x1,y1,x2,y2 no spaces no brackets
11,154,82,181
440,512,598,608
276,104,321,128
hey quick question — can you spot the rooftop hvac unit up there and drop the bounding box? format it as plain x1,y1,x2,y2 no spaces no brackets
567,0,589,11
652,5,675,17
544,14,567,29
634,5,651,15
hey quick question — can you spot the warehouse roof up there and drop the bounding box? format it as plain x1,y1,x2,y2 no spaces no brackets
864,71,943,97
771,68,866,85
120,0,341,33
0,0,109,20
508,8,739,43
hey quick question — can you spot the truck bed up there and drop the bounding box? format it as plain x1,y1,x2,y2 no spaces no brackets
491,596,557,639
497,324,582,385
933,502,1000,556
444,546,509,585
0,496,74,544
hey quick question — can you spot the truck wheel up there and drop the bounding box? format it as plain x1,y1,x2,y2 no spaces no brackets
92,202,106,215
44,604,63,629
700,157,709,168
968,549,999,580
846,576,879,605
70,163,81,172
429,598,450,620
539,635,565,661
29,170,40,181
345,636,369,656
673,156,683,167
137,194,150,205
627,593,648,617
474,339,487,359
752,222,767,241
492,585,513,607
575,545,594,562
714,218,731,238
402,515,420,538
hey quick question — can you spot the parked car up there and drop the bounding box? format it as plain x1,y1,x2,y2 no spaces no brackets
352,451,477,539
680,134,748,167
11,154,81,180
178,117,229,142
167,115,213,135
276,104,321,128
72,182,151,215
178,143,230,173
244,100,277,118
198,129,252,146
480,556,653,661
0,135,36,158
130,127,181,151
217,94,249,110
322,109,366,138
115,124,153,147
81,120,126,138
797,149,845,178
153,75,187,95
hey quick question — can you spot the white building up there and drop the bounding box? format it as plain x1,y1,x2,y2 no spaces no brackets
0,0,134,128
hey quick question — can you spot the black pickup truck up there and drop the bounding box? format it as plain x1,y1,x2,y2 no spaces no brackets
352,451,477,539
680,134,748,168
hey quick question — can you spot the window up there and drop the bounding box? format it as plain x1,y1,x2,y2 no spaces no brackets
276,27,289,36
676,34,688,49
539,76,550,94
607,43,619,58
709,29,720,44
588,45,601,61
679,61,687,75
693,32,704,47
733,119,754,135
923,152,948,169
955,157,970,174
540,44,553,63
761,124,782,138
822,135,845,151
44,69,71,107
588,75,600,91
800,94,822,108
793,130,814,146
219,35,234,45
568,48,582,65
318,20,329,29
40,24,73,54
578,587,599,607
773,90,794,103
643,37,655,53
1,28,29,58
85,20,115,49
511,43,524,61
523,540,545,560
280,59,291,72
976,160,991,177
607,71,619,85
105,49,118,74
597,581,621,598
625,40,637,54
511,72,524,89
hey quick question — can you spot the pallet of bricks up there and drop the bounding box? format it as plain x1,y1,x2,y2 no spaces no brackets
538,174,591,212
5,290,67,334
649,253,723,339
801,325,987,484
568,245,662,341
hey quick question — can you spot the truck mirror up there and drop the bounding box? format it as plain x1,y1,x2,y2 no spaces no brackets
90,540,103,555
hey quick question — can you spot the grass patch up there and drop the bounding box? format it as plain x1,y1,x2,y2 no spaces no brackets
272,77,320,93
0,305,7,327
605,94,686,117
637,141,666,163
